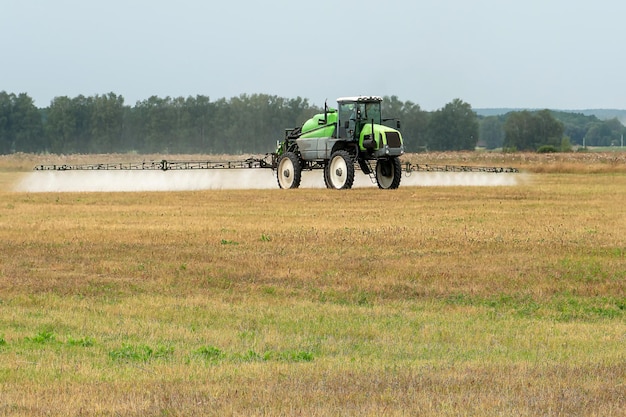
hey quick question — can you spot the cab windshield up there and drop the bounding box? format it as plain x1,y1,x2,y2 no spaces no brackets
338,101,381,124
360,102,381,124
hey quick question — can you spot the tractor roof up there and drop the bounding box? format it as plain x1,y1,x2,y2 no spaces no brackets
336,96,383,103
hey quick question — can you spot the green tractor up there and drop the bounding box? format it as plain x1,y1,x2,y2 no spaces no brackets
275,96,404,189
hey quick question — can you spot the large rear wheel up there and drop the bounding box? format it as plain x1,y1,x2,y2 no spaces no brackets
324,150,355,190
276,152,302,189
375,157,402,189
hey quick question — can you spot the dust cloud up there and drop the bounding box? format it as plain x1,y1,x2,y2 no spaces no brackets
14,169,521,192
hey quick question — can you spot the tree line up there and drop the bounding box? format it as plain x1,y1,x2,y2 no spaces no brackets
1,91,624,155
481,110,626,151
1,92,317,155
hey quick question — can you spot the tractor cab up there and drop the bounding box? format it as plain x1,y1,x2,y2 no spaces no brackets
335,96,403,159
337,96,383,140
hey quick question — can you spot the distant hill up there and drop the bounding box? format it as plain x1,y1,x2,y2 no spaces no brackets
476,108,626,123
475,108,527,117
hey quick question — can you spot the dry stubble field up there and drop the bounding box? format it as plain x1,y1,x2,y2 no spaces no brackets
0,152,625,416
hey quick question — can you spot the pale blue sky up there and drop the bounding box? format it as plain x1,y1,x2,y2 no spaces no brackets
2,0,625,110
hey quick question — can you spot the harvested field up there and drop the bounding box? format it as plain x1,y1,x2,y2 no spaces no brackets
0,152,624,416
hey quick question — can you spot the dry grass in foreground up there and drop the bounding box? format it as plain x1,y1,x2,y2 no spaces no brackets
0,158,624,416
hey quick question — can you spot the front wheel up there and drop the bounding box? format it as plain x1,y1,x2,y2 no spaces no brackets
375,157,402,189
324,150,355,190
276,152,302,189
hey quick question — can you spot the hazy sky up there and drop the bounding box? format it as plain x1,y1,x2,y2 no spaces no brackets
2,0,625,110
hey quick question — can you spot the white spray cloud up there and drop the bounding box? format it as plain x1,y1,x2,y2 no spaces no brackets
13,169,521,192
400,171,523,187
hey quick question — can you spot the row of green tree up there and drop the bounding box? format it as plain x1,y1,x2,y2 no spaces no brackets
385,98,625,151
0,92,317,155
1,91,624,155
480,110,626,151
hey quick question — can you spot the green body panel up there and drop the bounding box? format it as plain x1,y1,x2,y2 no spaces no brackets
358,123,403,151
300,110,338,139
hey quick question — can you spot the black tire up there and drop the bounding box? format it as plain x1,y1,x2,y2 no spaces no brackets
375,157,402,189
324,150,355,190
276,152,302,189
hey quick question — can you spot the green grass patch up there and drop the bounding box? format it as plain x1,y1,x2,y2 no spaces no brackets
25,330,56,344
445,292,625,321
108,343,174,362
231,349,314,363
552,295,626,322
66,336,95,347
193,345,224,361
